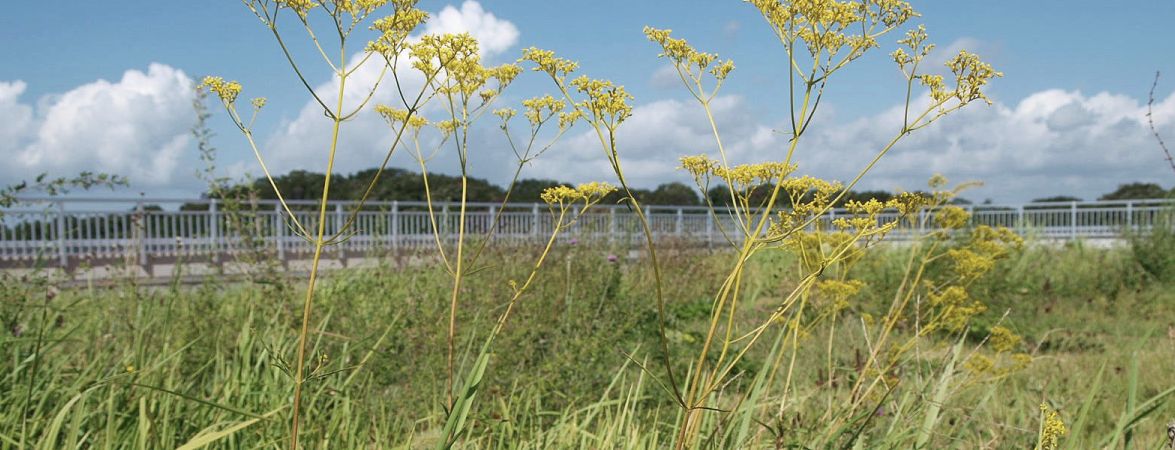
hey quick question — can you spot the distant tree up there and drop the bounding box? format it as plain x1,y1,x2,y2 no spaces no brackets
1098,182,1169,200
646,182,701,205
949,197,973,205
705,183,778,209
1031,195,1082,203
836,190,893,206
510,178,564,203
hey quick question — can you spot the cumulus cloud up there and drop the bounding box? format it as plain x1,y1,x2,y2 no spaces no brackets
259,0,520,176
0,64,194,188
524,88,1175,203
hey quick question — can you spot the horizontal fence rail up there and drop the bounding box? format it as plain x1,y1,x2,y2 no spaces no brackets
1,197,1171,269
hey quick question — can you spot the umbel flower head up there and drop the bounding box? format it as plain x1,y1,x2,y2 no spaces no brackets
367,1,429,57
199,76,243,105
540,182,616,206
643,27,735,81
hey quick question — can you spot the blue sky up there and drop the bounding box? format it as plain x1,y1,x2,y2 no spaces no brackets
2,1,1174,202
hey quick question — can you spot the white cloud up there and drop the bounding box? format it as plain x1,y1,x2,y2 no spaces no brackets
522,88,1175,203
425,1,519,55
529,95,778,188
0,64,194,188
259,0,521,176
0,81,34,149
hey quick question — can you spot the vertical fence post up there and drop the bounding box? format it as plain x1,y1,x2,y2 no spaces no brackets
55,200,67,268
675,208,683,236
391,200,399,253
209,199,219,263
335,203,345,262
531,203,540,239
705,211,713,248
274,202,285,262
645,205,653,243
488,205,497,242
136,201,147,269
609,206,617,245
442,203,450,240
1017,205,1024,232
1070,201,1078,240
571,205,580,238
1125,201,1133,232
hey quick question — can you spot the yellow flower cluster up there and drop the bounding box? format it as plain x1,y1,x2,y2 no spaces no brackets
520,47,579,81
816,278,864,312
678,156,797,203
934,205,970,229
558,110,584,129
896,26,1002,107
570,76,634,125
521,95,566,127
331,0,390,17
926,285,986,332
643,27,735,81
540,182,617,206
367,4,429,57
946,50,1003,105
493,107,516,122
199,76,243,105
374,105,428,130
434,119,458,136
678,155,717,179
275,0,317,18
1038,402,1067,450
749,0,914,61
988,325,1021,353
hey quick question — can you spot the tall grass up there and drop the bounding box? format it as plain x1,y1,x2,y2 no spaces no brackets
2,243,1173,448
5,0,1174,448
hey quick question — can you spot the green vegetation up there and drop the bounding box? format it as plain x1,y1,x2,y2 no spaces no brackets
2,241,1173,448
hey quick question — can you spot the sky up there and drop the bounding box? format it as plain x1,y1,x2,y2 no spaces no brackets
1,1,1174,203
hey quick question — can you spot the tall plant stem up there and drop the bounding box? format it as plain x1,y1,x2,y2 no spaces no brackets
446,170,469,409
290,46,348,450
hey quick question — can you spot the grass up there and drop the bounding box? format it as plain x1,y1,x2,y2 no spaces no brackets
2,240,1173,448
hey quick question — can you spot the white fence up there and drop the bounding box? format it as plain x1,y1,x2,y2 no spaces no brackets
1,197,1171,268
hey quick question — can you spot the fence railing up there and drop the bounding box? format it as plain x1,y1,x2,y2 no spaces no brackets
1,197,1171,268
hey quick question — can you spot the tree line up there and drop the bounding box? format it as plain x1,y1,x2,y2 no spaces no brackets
182,167,1173,210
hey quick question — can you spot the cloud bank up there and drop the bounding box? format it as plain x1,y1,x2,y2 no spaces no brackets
0,64,194,188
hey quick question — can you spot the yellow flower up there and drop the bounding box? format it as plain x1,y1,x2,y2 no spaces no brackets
199,76,243,105
375,105,428,130
1038,402,1067,450
520,47,579,80
935,205,970,229
988,326,1022,353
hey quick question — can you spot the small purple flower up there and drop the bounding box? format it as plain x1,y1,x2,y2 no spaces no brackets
607,254,618,263
569,238,578,246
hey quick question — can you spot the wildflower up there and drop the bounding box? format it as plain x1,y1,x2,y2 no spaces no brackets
568,238,578,246
520,47,579,80
375,105,428,130
493,107,517,123
367,4,429,57
964,354,994,374
570,76,634,125
678,155,716,179
200,76,243,105
934,205,970,229
1038,402,1067,450
607,254,618,263
988,326,1022,353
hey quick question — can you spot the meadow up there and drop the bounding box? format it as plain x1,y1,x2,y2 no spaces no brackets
4,0,1174,448
2,234,1173,448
